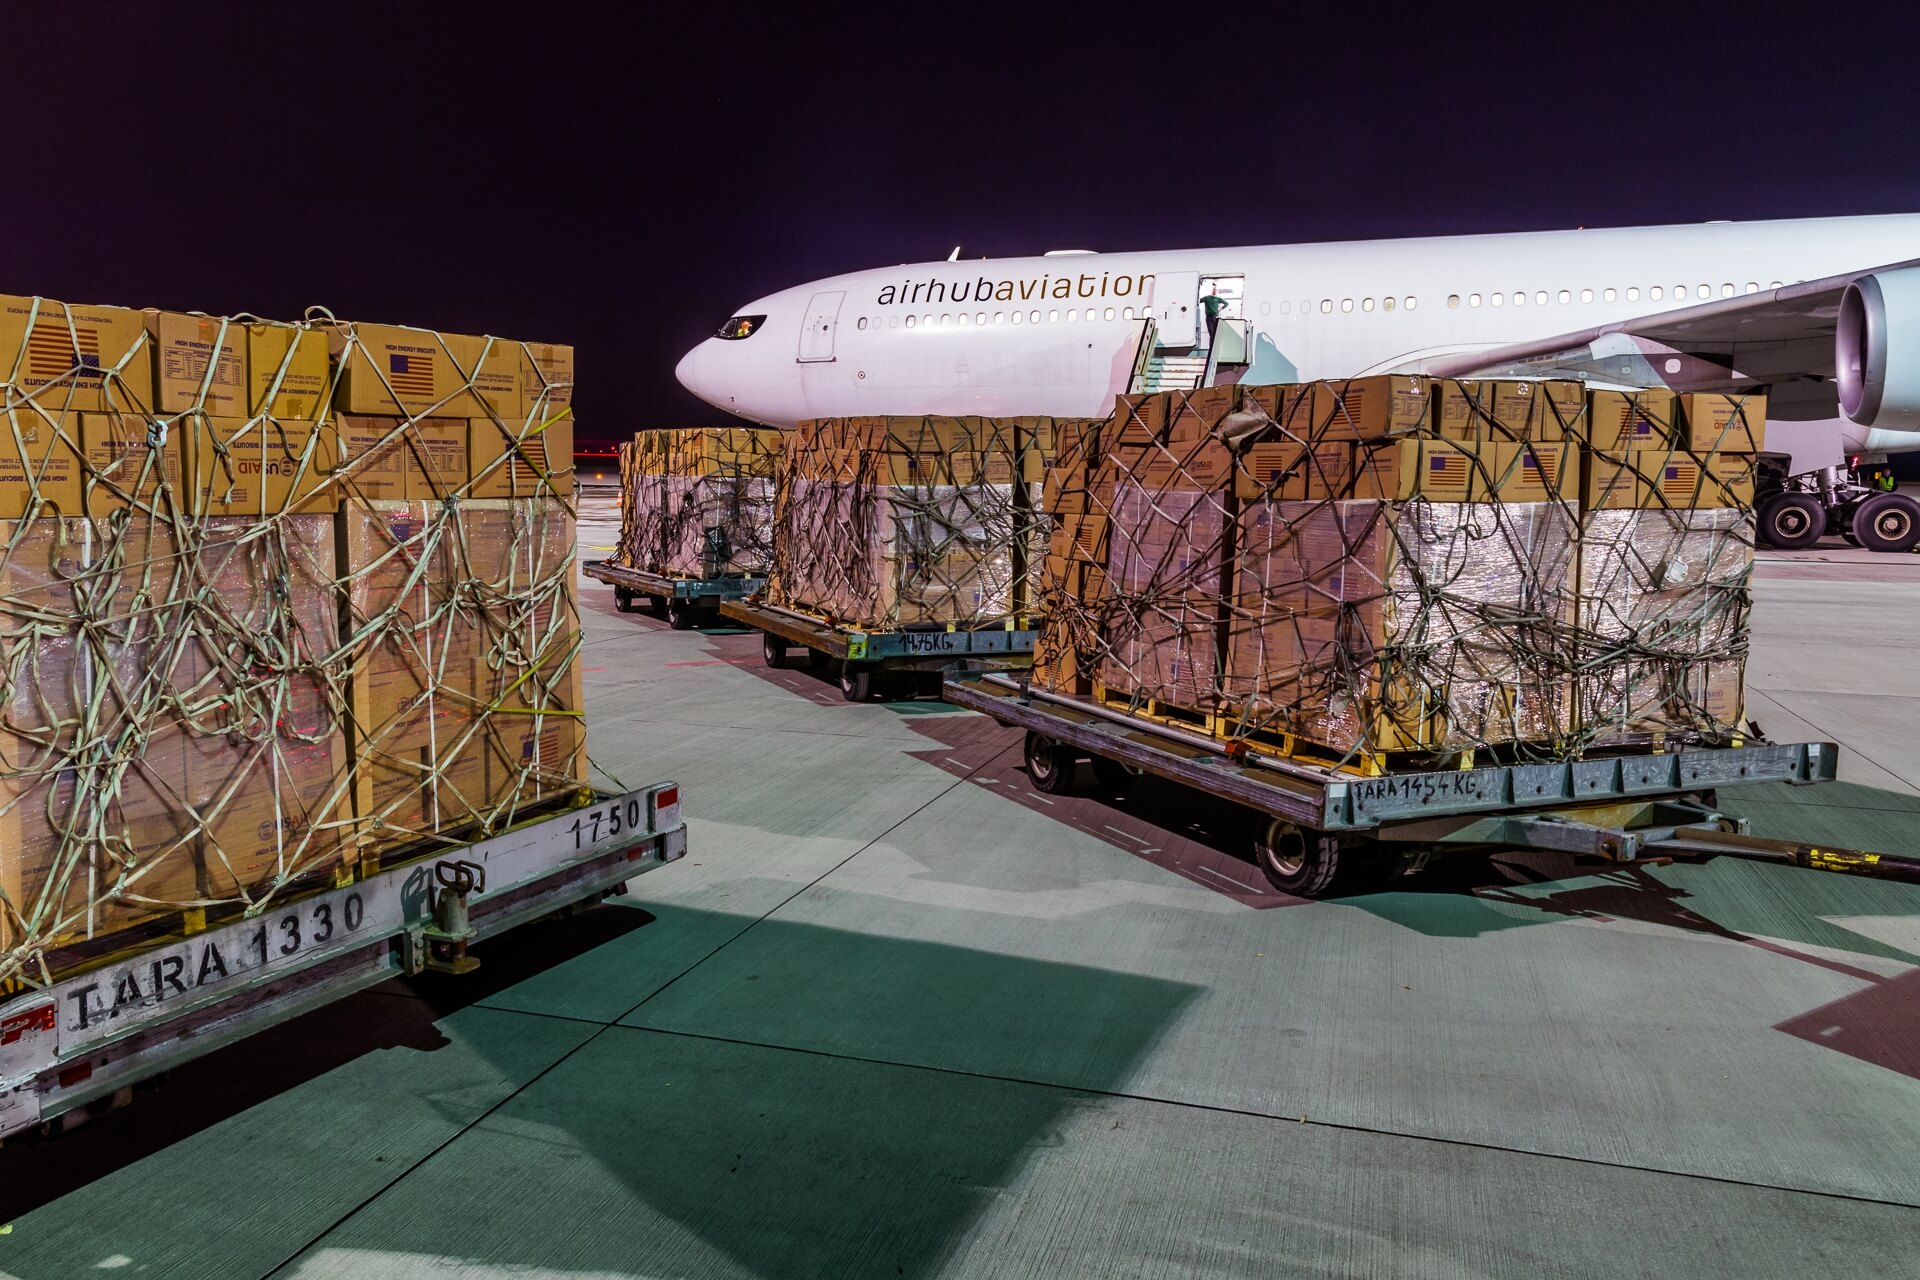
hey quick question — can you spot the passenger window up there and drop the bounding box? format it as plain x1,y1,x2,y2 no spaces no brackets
1383,296,1395,311
1579,289,1593,303
1513,292,1526,306
1404,297,1417,310
993,312,1004,324
1362,298,1375,312
1770,281,1784,289
1649,286,1662,301
1029,310,1041,323
1066,309,1077,321
1447,294,1460,310
1468,293,1481,308
1722,283,1735,297
1341,298,1353,313
1048,309,1059,322
905,315,917,328
857,317,868,330
1627,287,1639,302
1490,292,1503,307
1535,291,1548,306
889,315,899,328
1697,284,1710,299
1280,301,1292,315
1745,282,1759,294
1603,287,1616,302
1558,290,1571,304
939,314,950,326
1320,300,1332,314
1010,312,1022,325
976,312,986,324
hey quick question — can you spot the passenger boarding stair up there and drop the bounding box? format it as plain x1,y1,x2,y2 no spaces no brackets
1126,317,1253,393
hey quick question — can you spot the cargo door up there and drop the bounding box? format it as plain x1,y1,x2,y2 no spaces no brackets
797,290,845,363
1149,271,1200,348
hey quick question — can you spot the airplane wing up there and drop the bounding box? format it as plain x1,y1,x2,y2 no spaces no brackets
1424,257,1920,419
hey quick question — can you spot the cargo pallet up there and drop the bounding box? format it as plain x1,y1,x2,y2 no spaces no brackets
583,559,766,630
720,596,1037,702
0,783,687,1142
943,672,1920,897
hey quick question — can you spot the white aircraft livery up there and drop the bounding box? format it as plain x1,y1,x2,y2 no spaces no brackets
675,213,1920,477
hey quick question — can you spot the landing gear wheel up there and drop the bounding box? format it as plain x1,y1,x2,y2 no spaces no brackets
666,600,696,630
762,632,787,668
1024,731,1075,794
1756,492,1825,550
1849,491,1920,552
839,663,873,702
1089,755,1138,793
1254,818,1359,897
614,587,636,613
808,647,832,672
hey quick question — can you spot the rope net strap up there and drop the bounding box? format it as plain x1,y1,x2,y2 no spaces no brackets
0,303,582,988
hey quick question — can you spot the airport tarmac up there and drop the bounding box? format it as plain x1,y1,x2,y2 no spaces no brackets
4,496,1918,1279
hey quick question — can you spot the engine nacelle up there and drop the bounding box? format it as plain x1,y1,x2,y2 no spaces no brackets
1837,266,1920,428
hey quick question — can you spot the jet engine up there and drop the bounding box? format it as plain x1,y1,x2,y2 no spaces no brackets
1837,266,1920,428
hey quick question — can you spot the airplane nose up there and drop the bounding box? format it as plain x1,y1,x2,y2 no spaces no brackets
674,344,703,397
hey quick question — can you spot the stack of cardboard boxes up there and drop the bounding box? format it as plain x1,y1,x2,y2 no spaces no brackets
615,427,781,579
0,294,581,977
1033,376,1758,762
769,416,1068,630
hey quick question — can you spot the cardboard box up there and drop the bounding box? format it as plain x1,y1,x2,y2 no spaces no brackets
1438,380,1583,442
1585,389,1677,450
183,414,341,515
519,340,574,421
146,311,248,415
0,405,85,517
0,295,154,414
1486,441,1578,502
1348,438,1484,502
1584,452,1649,509
1234,439,1307,499
1311,376,1434,440
80,410,183,513
331,324,519,418
336,415,468,500
1678,392,1766,453
1638,450,1755,508
470,413,575,499
248,324,331,419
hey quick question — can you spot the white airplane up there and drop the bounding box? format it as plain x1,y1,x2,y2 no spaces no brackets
675,214,1920,548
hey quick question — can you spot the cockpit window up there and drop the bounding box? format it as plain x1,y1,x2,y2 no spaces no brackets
716,315,765,340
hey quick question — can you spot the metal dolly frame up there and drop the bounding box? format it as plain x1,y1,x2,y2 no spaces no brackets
722,597,1037,702
583,560,766,630
944,673,1918,894
0,784,687,1141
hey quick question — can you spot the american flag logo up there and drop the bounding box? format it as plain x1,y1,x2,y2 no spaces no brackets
25,322,102,382
1427,452,1468,481
1660,464,1698,500
387,351,435,397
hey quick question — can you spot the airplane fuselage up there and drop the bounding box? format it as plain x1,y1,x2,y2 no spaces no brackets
676,214,1920,473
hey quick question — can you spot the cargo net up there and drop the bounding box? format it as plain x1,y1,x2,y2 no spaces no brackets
768,416,1063,631
1035,381,1756,770
0,301,582,987
614,428,779,579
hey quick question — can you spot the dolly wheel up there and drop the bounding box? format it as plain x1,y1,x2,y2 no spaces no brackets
644,592,667,617
666,600,697,631
1024,731,1076,794
840,663,873,702
615,587,636,613
762,632,788,668
1254,818,1357,897
1089,755,1138,793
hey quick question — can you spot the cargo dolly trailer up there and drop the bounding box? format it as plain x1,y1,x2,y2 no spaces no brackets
722,597,1037,702
583,559,765,630
0,783,686,1142
944,674,1920,896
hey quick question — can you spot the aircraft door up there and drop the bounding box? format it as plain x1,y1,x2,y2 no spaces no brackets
1150,270,1200,348
797,290,845,362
